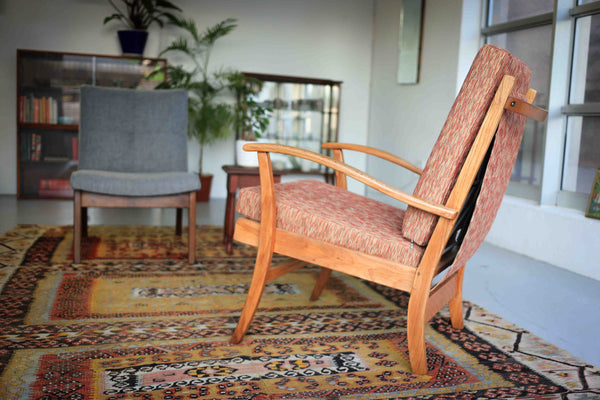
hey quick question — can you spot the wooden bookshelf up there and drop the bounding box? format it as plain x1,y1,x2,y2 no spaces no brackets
16,49,166,199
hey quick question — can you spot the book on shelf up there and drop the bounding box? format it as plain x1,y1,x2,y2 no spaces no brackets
33,98,39,123
71,137,79,161
52,99,58,124
35,133,41,161
39,178,71,190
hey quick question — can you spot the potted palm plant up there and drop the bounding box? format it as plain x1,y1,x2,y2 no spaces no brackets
103,0,182,56
152,17,237,200
228,72,271,167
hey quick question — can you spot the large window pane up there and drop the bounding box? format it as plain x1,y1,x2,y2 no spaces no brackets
489,0,553,25
487,26,552,103
562,116,600,193
487,25,552,186
578,0,600,5
565,12,600,196
569,14,600,103
512,119,545,185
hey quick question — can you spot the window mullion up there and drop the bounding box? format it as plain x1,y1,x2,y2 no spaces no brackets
540,0,575,206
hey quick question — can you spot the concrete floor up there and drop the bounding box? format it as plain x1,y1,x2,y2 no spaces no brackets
1,195,598,368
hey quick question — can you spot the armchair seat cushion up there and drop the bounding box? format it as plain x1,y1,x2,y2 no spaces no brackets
236,180,424,267
70,170,200,196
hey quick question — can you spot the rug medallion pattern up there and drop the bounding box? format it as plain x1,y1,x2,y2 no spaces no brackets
0,225,598,399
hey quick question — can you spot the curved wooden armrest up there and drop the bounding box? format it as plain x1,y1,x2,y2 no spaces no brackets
322,142,423,175
243,142,458,220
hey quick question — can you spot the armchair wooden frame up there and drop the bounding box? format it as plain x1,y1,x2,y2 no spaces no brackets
230,75,547,375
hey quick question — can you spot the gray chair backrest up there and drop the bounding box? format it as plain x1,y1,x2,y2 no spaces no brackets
78,86,188,173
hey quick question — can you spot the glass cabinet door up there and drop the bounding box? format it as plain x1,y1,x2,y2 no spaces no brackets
94,56,165,90
245,73,342,173
19,52,93,126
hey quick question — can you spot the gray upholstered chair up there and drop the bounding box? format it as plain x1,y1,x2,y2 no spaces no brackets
70,86,200,263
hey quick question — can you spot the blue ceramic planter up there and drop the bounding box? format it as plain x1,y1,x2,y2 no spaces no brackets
117,30,148,56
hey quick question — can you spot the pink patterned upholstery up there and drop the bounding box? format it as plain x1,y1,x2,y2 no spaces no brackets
236,180,425,267
452,60,531,269
402,45,531,246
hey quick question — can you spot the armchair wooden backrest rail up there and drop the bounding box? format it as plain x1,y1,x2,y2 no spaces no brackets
230,46,547,375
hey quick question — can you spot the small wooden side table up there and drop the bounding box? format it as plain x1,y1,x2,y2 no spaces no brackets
222,165,283,254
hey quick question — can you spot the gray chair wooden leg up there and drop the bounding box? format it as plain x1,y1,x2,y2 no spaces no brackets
188,192,196,264
176,208,183,236
73,190,81,263
82,207,88,237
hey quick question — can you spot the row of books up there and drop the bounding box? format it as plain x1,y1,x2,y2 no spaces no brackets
38,178,73,198
19,95,59,124
21,133,42,161
20,133,79,162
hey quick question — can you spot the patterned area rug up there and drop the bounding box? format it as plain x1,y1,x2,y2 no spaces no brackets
0,225,598,399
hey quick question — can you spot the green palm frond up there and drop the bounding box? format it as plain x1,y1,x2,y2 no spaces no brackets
159,37,194,57
155,0,181,11
168,16,201,43
188,100,232,145
199,18,237,47
227,72,270,140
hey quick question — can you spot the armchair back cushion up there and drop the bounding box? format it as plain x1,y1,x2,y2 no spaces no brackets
78,86,188,173
402,45,531,247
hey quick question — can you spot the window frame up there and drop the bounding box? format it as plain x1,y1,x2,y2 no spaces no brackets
560,1,600,208
481,0,600,211
482,2,554,201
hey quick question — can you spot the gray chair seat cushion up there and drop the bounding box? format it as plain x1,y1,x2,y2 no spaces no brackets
71,170,200,196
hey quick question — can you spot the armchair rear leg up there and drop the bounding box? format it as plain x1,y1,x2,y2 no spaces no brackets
310,268,332,301
448,266,465,330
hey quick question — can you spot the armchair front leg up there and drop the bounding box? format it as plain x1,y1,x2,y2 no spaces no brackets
231,152,277,343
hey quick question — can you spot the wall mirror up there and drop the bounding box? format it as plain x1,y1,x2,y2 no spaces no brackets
397,0,424,84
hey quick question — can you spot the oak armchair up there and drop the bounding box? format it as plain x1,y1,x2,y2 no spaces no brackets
229,45,547,374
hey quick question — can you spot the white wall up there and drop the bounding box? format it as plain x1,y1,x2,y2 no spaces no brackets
0,0,374,197
366,0,464,202
487,197,600,281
